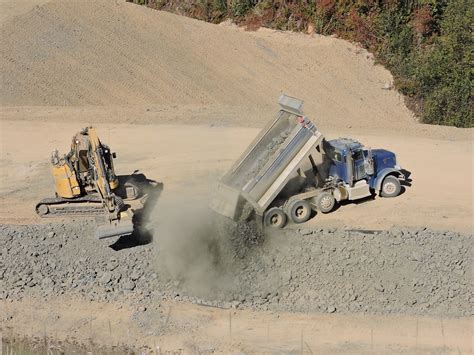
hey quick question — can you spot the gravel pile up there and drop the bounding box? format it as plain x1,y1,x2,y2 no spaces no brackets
0,222,155,306
0,222,471,317
245,227,472,316
235,128,292,189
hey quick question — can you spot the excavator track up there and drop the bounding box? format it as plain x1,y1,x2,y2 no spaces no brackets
36,195,106,217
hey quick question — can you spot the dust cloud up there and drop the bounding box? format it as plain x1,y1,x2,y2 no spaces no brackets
148,191,251,299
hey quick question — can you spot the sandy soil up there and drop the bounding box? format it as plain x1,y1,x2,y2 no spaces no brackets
1,0,473,353
0,0,50,25
2,297,472,353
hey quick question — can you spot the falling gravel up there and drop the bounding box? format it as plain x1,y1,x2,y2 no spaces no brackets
0,222,472,317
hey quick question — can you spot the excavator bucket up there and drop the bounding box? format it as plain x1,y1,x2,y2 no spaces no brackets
95,219,134,239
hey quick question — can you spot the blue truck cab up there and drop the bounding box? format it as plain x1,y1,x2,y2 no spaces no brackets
314,138,404,213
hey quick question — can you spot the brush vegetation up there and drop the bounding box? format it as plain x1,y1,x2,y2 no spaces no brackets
128,0,473,128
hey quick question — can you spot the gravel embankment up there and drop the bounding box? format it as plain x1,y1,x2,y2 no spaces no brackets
0,222,471,317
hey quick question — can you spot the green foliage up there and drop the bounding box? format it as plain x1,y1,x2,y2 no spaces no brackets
129,0,473,127
231,0,256,18
414,0,473,127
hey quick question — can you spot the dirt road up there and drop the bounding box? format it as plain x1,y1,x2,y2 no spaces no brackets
1,118,472,233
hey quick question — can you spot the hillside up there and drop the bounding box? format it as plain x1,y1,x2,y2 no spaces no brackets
134,0,473,128
1,0,418,132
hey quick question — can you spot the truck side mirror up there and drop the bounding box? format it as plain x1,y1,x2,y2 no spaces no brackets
112,152,117,159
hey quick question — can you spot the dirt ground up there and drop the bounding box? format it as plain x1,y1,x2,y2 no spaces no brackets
2,297,472,353
1,117,472,233
1,0,473,353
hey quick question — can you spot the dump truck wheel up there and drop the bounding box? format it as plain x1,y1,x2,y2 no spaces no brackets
288,200,312,224
381,176,401,197
264,208,287,228
315,192,335,213
36,204,49,217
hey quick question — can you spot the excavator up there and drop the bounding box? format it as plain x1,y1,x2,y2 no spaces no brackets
36,127,147,239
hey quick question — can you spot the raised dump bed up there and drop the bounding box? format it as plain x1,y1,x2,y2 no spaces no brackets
210,95,324,223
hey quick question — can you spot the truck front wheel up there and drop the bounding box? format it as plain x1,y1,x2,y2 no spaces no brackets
315,192,336,213
381,176,401,197
264,207,287,228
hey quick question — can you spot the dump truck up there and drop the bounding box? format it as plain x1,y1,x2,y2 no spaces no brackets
210,95,404,228
36,127,152,239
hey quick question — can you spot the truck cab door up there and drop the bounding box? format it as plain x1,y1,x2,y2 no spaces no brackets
363,148,374,176
352,149,366,181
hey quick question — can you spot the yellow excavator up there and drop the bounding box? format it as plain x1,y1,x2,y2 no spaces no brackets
36,127,143,239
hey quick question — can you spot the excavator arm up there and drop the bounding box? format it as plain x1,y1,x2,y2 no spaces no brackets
87,127,117,217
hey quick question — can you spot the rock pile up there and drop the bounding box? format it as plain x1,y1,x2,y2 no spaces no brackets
0,222,471,317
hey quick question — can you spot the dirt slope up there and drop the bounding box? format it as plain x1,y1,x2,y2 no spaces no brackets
1,0,417,132
0,0,50,25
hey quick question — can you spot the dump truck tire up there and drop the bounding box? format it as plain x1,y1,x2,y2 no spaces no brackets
288,199,312,224
264,207,287,228
381,175,401,197
315,192,335,213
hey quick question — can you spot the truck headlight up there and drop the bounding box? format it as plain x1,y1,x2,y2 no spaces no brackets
394,164,402,170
